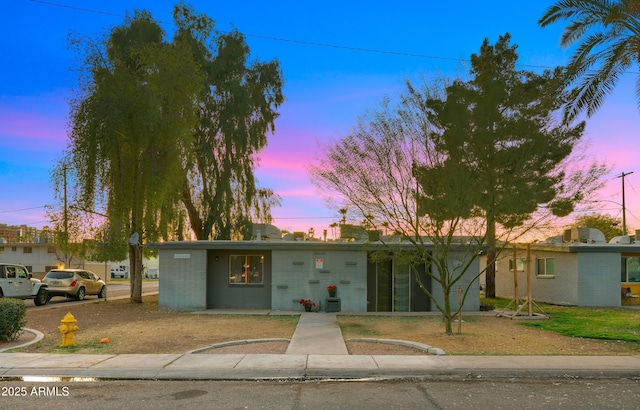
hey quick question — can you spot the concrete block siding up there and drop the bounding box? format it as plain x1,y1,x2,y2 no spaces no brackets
272,249,368,312
158,249,207,311
152,240,484,312
577,253,620,307
496,243,636,307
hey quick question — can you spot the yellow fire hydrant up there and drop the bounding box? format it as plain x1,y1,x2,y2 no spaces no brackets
58,312,79,347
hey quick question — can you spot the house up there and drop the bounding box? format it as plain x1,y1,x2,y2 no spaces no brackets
0,240,88,279
495,228,640,307
149,225,481,313
0,238,108,280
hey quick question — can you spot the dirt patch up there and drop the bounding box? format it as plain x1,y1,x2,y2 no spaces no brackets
339,314,640,356
8,295,640,356
18,296,298,355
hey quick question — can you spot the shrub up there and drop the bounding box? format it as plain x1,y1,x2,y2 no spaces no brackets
0,298,27,342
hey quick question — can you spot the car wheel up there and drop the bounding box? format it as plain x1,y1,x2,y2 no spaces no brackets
34,288,48,306
76,287,86,301
98,286,106,299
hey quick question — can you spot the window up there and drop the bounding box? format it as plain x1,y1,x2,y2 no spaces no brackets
23,247,32,254
621,256,640,283
509,258,525,271
229,255,264,285
47,246,56,253
15,266,28,278
536,257,554,277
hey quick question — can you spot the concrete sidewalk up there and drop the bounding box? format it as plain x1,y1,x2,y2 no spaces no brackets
1,353,639,380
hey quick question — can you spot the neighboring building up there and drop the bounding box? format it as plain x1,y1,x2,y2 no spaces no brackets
150,226,481,313
0,223,157,280
0,239,109,280
0,223,39,243
496,228,640,307
0,241,68,278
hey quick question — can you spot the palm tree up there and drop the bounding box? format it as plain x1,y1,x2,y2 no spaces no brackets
539,0,640,120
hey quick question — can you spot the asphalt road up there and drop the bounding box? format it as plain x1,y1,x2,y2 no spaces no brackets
0,378,638,409
24,281,159,308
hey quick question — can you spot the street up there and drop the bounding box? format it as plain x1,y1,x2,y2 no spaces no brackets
0,378,638,409
24,281,159,308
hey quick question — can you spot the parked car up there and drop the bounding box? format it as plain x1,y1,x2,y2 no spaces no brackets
110,266,128,278
42,269,106,301
0,263,48,306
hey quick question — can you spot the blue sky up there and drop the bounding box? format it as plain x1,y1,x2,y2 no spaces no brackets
2,0,639,238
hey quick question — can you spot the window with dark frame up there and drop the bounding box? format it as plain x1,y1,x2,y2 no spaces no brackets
536,257,554,277
622,256,640,283
229,255,264,285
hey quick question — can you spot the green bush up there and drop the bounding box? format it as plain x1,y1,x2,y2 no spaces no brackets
0,298,27,342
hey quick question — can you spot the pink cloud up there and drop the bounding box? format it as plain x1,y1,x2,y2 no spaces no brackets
0,93,68,150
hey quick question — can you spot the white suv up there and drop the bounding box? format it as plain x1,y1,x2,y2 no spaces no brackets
0,263,49,306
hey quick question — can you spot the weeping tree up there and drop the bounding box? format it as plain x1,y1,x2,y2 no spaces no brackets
56,4,284,301
173,4,284,240
62,10,203,302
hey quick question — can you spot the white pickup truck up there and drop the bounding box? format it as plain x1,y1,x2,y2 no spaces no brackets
110,266,128,278
0,263,49,306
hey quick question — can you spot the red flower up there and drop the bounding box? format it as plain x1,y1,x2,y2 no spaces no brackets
299,299,315,307
327,285,337,291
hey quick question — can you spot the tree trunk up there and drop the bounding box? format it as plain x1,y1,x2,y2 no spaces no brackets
443,287,453,335
485,218,497,298
183,180,204,240
129,243,143,303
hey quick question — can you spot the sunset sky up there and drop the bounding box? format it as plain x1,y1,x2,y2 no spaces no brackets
2,0,639,239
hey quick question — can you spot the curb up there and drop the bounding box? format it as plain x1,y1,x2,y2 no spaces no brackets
186,338,291,354
346,338,447,355
0,328,44,353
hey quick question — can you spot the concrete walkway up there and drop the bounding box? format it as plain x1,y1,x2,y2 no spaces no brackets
285,312,348,355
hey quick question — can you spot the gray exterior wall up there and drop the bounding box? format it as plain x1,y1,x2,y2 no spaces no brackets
430,250,481,312
577,252,620,307
158,249,207,311
531,250,578,305
496,248,579,305
206,250,272,309
496,244,631,307
152,240,483,313
271,249,368,312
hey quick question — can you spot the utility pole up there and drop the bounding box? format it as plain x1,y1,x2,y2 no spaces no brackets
63,163,69,268
617,171,634,236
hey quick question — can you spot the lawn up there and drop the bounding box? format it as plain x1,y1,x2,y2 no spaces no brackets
483,297,640,343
